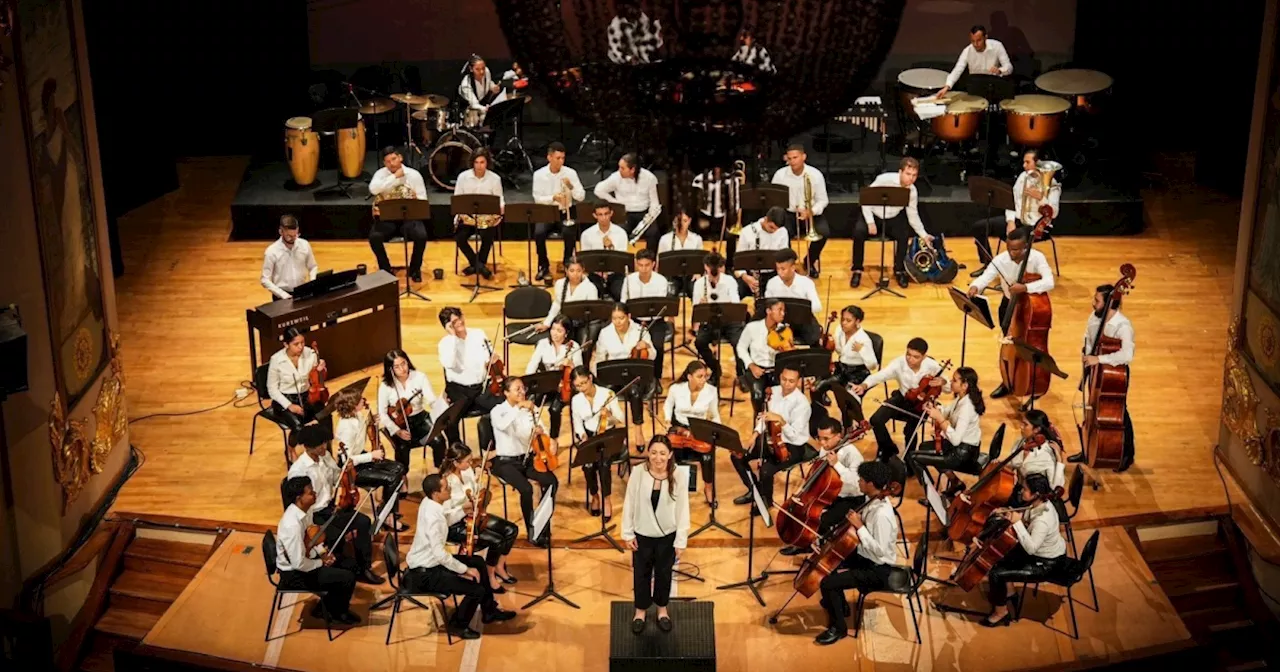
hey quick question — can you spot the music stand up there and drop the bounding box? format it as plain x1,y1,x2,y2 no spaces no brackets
775,349,833,382
559,300,615,331
778,297,818,334
716,463,774,607
312,107,362,198
522,492,580,610
734,250,780,307
829,381,864,426
948,287,995,368
597,359,656,434
739,184,789,215
962,73,1015,175
450,193,503,302
505,203,561,288
690,302,750,403
421,397,468,459
967,177,1015,268
1009,338,1069,412
685,418,743,539
521,369,564,403
575,250,633,276
859,186,910,299
377,198,433,302
659,249,711,355
570,428,629,552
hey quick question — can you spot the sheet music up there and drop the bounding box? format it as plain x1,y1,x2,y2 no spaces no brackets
748,472,774,528
532,488,556,539
923,473,948,525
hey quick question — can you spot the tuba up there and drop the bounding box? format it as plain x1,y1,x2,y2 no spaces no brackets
1020,160,1062,224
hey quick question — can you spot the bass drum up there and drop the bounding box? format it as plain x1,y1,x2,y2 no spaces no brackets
428,132,482,190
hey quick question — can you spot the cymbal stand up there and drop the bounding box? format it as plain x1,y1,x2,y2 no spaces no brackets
402,101,423,170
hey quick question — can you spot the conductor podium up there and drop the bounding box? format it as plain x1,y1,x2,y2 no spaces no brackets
609,601,716,672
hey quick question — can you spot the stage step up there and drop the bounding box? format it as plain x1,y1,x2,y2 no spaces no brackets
122,537,209,578
93,607,160,641
109,570,189,615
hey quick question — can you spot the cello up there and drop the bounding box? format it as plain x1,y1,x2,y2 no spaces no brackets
950,485,1063,591
945,432,1045,543
996,238,1053,398
791,488,899,598
307,341,330,406
1080,264,1137,470
776,421,872,550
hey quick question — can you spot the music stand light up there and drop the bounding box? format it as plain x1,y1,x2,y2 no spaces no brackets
377,198,433,302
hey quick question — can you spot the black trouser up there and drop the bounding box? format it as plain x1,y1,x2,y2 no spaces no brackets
633,532,677,609
576,428,616,498
490,455,559,532
390,411,441,472
369,219,427,275
1122,408,1136,466
279,563,358,617
870,391,922,460
589,272,626,302
354,460,408,510
671,419,714,486
312,505,374,570
403,555,495,625
638,319,670,381
742,366,779,415
819,553,892,631
272,393,323,432
533,392,566,439
624,211,644,239
987,547,1068,607
784,211,830,267
906,442,980,479
819,495,867,536
455,223,498,270
447,516,519,567
694,322,745,380
853,215,911,273
731,442,816,508
535,221,580,270
971,215,1010,266
442,382,501,448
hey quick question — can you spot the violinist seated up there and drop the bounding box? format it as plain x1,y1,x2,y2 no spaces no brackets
663,361,722,507
405,474,516,641
814,460,900,646
1071,282,1137,472
620,249,673,384
732,207,790,302
905,367,986,487
378,349,445,475
593,303,658,419
285,425,383,586
438,307,503,448
439,443,520,591
691,251,744,387
570,366,629,519
966,224,1055,400
980,473,1068,628
812,305,879,427
736,298,788,415
656,208,704,297
779,418,867,557
970,149,1061,276
333,391,407,532
579,201,631,301
489,377,559,547
524,316,585,442
536,258,604,364
277,477,360,625
764,248,823,345
852,337,950,462
730,365,817,512
266,326,327,433
1006,410,1066,506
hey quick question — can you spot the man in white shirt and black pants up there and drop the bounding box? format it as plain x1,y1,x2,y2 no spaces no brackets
733,207,790,300
437,307,502,447
1071,282,1137,471
454,149,505,279
594,153,661,244
763,248,823,345
369,146,429,282
692,252,743,385
935,25,1013,99
531,142,586,281
771,145,830,278
855,157,933,289
970,149,1060,275
619,248,672,382
730,365,816,510
276,476,360,624
852,337,949,461
262,214,317,301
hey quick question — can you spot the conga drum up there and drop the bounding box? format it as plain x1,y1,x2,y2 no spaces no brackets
931,93,987,143
897,68,949,120
284,117,319,187
336,118,366,179
1001,95,1071,147
1035,69,1112,116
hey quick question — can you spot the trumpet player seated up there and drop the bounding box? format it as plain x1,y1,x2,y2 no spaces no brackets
854,157,932,290
620,249,672,384
970,150,1061,276
730,365,816,511
594,153,661,243
771,144,830,278
656,208,704,297
570,366,628,519
691,169,739,268
489,377,559,546
736,298,787,414
732,206,790,301
764,248,823,345
439,443,520,590
580,201,631,300
904,367,985,482
276,477,360,624
692,252,744,386
537,258,605,363
592,303,657,424
524,316,585,441
532,142,586,281
981,473,1068,628
368,146,429,281
453,148,505,278
663,361,722,506
852,337,949,461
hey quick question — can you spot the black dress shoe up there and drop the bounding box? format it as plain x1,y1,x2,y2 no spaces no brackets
357,568,386,585
535,267,549,282
496,572,519,585
970,265,988,278
310,604,330,620
895,272,909,289
463,266,478,276
980,612,1013,628
337,611,362,625
409,271,423,283
1067,451,1086,464
807,265,820,279
450,625,482,640
733,493,754,506
480,266,494,279
482,608,517,623
814,626,847,645
657,616,673,632
780,545,808,556
631,618,646,634
491,585,506,594
850,270,863,288
989,384,1010,399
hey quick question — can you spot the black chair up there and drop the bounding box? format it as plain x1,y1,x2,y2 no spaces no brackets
381,534,459,645
262,530,335,642
251,364,296,468
1059,465,1098,610
863,331,889,427
502,286,553,364
1012,530,1100,640
852,528,927,643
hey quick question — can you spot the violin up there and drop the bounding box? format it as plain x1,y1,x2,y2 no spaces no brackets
486,358,507,396
668,426,713,454
905,358,952,411
334,447,360,510
385,389,424,432
1080,264,1137,470
630,308,667,360
816,311,838,352
777,420,871,550
306,341,329,406
462,454,495,556
527,401,559,473
767,322,797,352
760,387,790,462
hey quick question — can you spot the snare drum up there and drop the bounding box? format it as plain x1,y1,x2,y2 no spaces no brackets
897,68,949,120
1000,95,1071,147
284,117,319,187
931,93,987,143
1035,69,1112,115
428,135,482,191
336,119,366,179
463,108,484,128
411,108,448,147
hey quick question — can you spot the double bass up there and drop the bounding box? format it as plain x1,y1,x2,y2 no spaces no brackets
776,421,872,550
997,240,1053,398
1080,264,1137,470
945,433,1045,543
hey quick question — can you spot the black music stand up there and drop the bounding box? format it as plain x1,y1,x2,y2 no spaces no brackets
1009,339,1069,412
312,107,362,198
948,287,995,368
778,297,818,332
967,176,1015,268
597,359,656,434
422,397,467,460
521,369,564,403
659,249,711,355
716,454,774,607
627,297,677,380
576,249,633,276
506,203,560,288
774,348,833,383
570,428,629,552
739,185,789,215
522,495,579,610
859,185,910,299
691,301,750,403
830,382,865,426
450,193,503,302
377,198,433,302
559,299,615,331
734,250,779,307
685,418,742,539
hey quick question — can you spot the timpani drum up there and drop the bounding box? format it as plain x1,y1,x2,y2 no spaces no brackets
897,68,949,120
1000,95,1071,147
931,93,987,143
1035,69,1113,115
284,117,319,187
335,118,366,179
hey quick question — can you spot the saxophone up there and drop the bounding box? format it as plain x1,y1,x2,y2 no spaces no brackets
372,183,417,217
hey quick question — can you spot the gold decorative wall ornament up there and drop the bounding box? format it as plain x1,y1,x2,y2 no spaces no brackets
49,391,91,512
91,330,126,471
1223,315,1280,481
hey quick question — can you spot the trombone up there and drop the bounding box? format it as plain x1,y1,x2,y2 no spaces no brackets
723,160,746,240
798,172,824,256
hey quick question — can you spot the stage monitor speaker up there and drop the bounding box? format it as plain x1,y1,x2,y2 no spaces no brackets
609,600,715,672
0,305,29,398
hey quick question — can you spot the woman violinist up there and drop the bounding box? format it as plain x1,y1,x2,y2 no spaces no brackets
536,257,604,363
814,305,879,403
569,366,627,519
1006,410,1066,506
377,349,444,477
621,435,691,634
524,316,585,441
439,443,520,591
592,303,656,424
981,473,1068,627
662,361,722,506
266,326,327,431
333,390,408,530
906,366,985,484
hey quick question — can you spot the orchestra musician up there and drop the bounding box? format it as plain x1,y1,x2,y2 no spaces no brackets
906,367,985,483
814,460,899,645
620,249,672,383
980,473,1067,628
276,477,360,625
852,337,949,461
690,170,739,267
454,148,505,279
537,258,604,363
285,424,384,586
531,142,586,281
378,349,444,473
580,201,631,300
730,364,816,511
458,54,502,118
368,146,428,282
970,149,1061,276
656,207,704,298
736,298,787,414
524,315,585,441
594,153,661,243
732,207,791,301
570,366,627,519
592,303,658,421
966,225,1055,399
438,307,503,447
779,416,869,557
266,326,327,432
622,436,691,634
332,391,408,530
488,377,559,546
732,29,776,73
692,252,743,387
813,305,878,405
771,144,830,277
855,157,933,289
1072,283,1136,471
439,443,520,590
405,474,516,641
663,361,722,507
261,214,317,301
935,25,1012,98
1008,410,1067,504
764,248,823,345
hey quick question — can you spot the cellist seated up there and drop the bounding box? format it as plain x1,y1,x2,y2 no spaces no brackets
1005,410,1066,508
285,424,383,586
981,474,1068,627
730,365,817,513
438,443,520,592
815,460,900,646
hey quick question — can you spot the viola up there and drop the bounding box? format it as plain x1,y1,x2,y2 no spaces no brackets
1081,264,1136,470
777,420,871,550
306,341,330,406
630,308,667,360
462,456,495,556
526,401,559,473
761,387,790,462
816,311,838,353
905,358,952,411
558,364,574,403
385,389,423,431
668,426,712,454
997,241,1054,397
334,448,360,510
767,322,797,352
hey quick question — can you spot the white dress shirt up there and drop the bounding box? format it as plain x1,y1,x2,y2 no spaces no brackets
593,321,655,371
276,504,320,572
1012,500,1067,559
445,468,479,522
663,382,722,425
334,415,378,463
407,498,468,573
525,339,585,374
836,327,878,369
938,395,982,447
771,165,830,216
862,355,949,393
579,223,630,251
458,67,497,110
453,169,505,220
945,39,1013,88
766,386,811,446
1084,310,1135,366
571,386,625,439
736,319,779,368
1008,171,1063,224
288,452,341,510
764,274,822,313
817,441,866,498
439,329,493,386
532,165,586,215
594,169,661,224
735,219,791,254
691,274,740,304
691,173,740,219
657,230,704,253
855,496,900,565
490,401,541,457
969,249,1055,299
1007,439,1062,488
861,172,928,239
267,346,318,409
620,272,670,303
369,166,428,200
621,465,691,548
543,277,600,327
378,370,437,434
261,238,318,299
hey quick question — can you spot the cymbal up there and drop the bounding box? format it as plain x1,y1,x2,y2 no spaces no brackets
359,97,396,114
409,95,450,111
314,376,372,420
392,93,449,109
